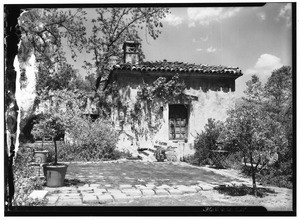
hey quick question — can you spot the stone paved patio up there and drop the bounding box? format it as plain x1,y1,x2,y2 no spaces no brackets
43,181,248,206
36,161,253,206
64,160,247,187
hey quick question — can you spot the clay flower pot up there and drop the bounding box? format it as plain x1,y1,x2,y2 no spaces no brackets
43,164,68,187
34,150,49,164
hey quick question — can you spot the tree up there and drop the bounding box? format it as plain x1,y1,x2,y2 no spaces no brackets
19,8,86,62
32,88,90,164
263,66,293,187
219,75,287,196
264,66,293,146
35,62,78,93
31,115,64,165
83,8,169,89
18,7,169,92
18,8,87,93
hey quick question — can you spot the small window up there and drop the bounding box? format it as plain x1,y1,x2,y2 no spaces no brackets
169,104,188,140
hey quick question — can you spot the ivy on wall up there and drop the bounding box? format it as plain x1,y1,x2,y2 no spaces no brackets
106,73,193,143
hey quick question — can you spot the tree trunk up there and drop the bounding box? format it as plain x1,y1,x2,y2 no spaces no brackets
250,155,257,197
251,168,257,197
54,139,58,165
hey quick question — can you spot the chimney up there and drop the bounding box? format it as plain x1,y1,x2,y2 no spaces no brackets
123,41,141,65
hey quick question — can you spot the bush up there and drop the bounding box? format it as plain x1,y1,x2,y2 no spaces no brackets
238,150,293,189
65,117,119,161
29,137,132,163
223,152,243,170
29,116,122,162
180,155,197,164
193,118,223,166
256,160,293,189
12,145,47,206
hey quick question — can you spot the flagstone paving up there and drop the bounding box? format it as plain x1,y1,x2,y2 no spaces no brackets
41,161,253,206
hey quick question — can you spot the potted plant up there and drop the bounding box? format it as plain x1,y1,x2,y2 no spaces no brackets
32,115,67,187
33,148,49,164
154,147,166,162
32,135,50,164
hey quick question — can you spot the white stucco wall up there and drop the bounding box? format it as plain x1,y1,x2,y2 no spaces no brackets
113,84,237,159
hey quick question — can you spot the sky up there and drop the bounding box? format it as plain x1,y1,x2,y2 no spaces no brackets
67,3,293,97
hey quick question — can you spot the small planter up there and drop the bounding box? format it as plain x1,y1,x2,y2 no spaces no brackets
154,148,166,162
43,164,68,187
34,150,49,163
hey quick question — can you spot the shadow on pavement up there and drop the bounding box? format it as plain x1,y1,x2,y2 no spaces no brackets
64,178,86,187
214,184,277,198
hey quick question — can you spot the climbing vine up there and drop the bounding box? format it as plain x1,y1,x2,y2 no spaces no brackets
106,73,193,143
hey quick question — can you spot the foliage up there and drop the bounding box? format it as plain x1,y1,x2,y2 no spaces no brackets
18,7,170,93
219,66,293,195
18,9,87,93
256,161,293,188
138,74,186,103
193,118,224,166
83,8,170,87
12,146,47,206
32,89,120,161
31,115,64,141
18,8,86,62
180,155,199,165
223,152,243,170
66,117,119,161
256,66,293,189
106,73,189,143
35,62,79,93
154,147,166,162
134,73,188,136
30,140,131,162
31,114,65,165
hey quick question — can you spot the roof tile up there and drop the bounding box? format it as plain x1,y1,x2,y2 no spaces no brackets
112,60,243,77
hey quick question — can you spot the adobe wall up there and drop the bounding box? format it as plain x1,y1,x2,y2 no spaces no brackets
152,88,236,158
112,73,237,159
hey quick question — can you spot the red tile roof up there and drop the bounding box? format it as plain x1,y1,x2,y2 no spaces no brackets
112,60,243,77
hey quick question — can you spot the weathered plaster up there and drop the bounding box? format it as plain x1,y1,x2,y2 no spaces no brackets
111,72,238,159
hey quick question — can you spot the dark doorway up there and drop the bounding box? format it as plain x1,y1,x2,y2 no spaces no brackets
169,104,188,140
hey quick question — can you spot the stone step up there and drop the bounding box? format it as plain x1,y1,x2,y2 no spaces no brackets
138,148,155,152
137,152,156,162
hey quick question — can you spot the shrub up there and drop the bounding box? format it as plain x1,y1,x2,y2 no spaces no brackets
193,118,224,166
223,152,243,170
29,137,131,162
12,145,47,206
256,159,293,189
180,155,196,164
66,117,119,161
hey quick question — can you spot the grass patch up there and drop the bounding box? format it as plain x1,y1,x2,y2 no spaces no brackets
214,184,276,198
